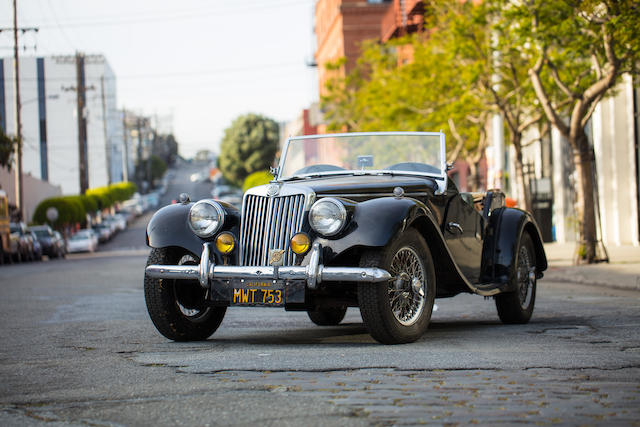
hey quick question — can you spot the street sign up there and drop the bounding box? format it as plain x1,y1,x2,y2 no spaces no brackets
46,207,59,222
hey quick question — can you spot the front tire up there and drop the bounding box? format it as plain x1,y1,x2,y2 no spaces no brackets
307,306,347,326
358,228,436,344
495,233,537,324
144,247,226,341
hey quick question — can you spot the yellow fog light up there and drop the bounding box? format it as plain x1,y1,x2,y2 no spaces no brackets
215,232,235,254
290,233,310,255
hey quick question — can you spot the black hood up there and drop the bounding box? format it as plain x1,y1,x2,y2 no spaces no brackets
281,174,439,199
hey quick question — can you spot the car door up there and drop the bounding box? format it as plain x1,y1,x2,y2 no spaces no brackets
443,192,484,284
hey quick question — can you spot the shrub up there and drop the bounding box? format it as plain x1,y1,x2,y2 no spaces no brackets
243,170,274,193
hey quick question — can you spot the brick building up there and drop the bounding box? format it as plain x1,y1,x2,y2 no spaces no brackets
314,0,391,98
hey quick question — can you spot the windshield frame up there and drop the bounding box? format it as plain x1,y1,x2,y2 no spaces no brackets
276,131,448,194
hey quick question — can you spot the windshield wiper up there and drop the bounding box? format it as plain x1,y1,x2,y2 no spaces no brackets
280,171,355,181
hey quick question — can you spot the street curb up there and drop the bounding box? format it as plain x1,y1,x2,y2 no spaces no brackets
544,267,640,292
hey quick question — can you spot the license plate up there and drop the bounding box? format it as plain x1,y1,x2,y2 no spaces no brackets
231,282,284,306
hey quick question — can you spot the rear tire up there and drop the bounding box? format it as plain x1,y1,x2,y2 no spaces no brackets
358,228,436,344
144,247,226,341
307,306,347,326
495,233,537,324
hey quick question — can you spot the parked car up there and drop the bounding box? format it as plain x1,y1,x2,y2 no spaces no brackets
53,231,67,257
0,190,15,264
144,132,547,344
143,192,160,210
67,229,98,253
211,185,242,208
10,222,35,262
105,214,127,232
27,231,43,261
92,224,112,243
28,225,66,259
122,199,143,216
115,208,136,225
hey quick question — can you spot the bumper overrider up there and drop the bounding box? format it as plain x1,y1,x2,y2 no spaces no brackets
145,243,391,291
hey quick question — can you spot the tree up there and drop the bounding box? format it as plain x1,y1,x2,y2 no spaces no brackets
150,155,167,181
0,125,16,170
152,133,179,166
218,114,279,188
321,34,490,190
422,0,558,211
507,0,640,263
243,170,274,193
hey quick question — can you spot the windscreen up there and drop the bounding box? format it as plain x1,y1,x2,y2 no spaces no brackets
280,133,444,180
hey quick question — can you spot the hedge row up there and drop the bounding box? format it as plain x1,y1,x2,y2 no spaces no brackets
33,182,137,228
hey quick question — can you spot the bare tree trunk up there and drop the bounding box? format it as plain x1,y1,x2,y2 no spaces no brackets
512,134,532,213
572,131,598,264
468,162,478,192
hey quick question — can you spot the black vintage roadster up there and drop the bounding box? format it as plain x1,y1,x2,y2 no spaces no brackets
144,132,547,344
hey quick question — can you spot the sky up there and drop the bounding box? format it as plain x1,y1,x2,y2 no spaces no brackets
0,0,319,158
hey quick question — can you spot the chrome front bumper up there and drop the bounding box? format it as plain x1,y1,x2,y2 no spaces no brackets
145,243,391,289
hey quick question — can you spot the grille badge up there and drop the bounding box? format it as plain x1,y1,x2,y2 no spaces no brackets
266,184,280,197
269,249,285,266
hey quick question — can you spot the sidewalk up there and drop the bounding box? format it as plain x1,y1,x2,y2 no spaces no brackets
543,242,640,291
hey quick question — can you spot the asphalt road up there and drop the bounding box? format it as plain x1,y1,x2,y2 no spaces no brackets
1,166,639,426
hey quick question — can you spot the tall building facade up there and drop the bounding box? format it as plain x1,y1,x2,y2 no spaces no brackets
0,54,125,196
314,0,392,98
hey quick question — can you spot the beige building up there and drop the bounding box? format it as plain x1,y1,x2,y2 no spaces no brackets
511,76,640,247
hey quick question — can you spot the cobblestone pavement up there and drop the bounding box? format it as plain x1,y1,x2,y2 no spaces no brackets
206,367,640,426
2,177,639,426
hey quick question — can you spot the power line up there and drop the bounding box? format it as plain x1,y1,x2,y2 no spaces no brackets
45,0,77,51
0,60,307,82
22,0,314,29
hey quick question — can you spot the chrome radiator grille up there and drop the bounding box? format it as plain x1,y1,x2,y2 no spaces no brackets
240,194,306,266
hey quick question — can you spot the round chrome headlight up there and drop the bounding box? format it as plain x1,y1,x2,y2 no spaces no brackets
188,200,224,237
309,198,347,236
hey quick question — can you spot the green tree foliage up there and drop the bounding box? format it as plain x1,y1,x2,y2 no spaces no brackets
242,170,274,193
86,182,137,210
421,0,553,211
79,195,98,215
0,125,16,170
108,181,137,202
150,155,167,181
505,0,640,263
33,197,85,228
321,31,490,189
33,182,137,228
152,133,179,166
218,114,279,187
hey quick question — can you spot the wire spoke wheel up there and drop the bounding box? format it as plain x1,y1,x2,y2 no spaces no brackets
358,228,435,344
516,245,534,309
495,233,537,324
388,247,426,326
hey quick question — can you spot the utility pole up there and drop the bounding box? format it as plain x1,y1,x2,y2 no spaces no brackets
4,1,38,220
136,117,144,191
0,5,38,216
121,108,129,182
76,52,89,194
12,0,23,219
100,75,111,185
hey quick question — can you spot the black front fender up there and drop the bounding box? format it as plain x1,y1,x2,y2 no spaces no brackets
315,197,433,263
481,207,548,290
146,202,240,259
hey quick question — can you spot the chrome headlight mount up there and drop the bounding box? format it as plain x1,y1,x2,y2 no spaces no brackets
188,200,225,238
309,197,347,237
